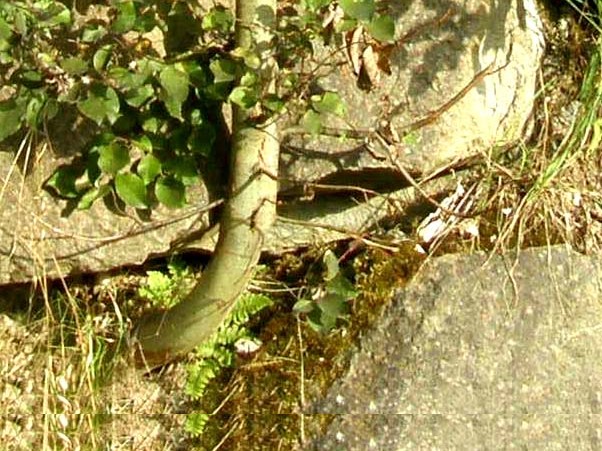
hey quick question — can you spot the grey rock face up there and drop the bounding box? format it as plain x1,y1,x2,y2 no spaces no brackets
0,0,544,284
0,150,212,284
309,246,602,450
281,0,544,190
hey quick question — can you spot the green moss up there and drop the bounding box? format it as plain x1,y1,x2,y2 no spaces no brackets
191,242,427,449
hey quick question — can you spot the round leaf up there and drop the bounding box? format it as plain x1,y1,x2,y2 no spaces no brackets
98,143,130,175
155,176,186,208
228,86,257,109
77,185,110,210
82,26,107,43
137,154,162,184
125,84,154,108
115,173,148,208
133,135,153,153
201,7,233,33
209,58,237,83
318,293,349,318
339,0,375,21
112,1,137,33
159,66,189,119
366,14,395,42
163,156,199,186
60,57,88,75
292,299,315,314
77,85,120,125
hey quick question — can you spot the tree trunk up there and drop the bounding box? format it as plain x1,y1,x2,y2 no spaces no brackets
134,0,279,369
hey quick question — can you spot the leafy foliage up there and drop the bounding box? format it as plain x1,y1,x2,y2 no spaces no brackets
293,250,358,333
0,0,395,214
137,258,195,309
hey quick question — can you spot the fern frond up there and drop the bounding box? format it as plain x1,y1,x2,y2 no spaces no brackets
185,412,210,437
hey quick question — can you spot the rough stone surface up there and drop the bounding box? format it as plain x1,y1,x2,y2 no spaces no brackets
0,0,545,284
307,246,602,450
281,0,544,190
0,149,212,284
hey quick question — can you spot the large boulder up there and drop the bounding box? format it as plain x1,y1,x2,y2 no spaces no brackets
0,0,544,284
308,246,602,449
280,0,544,190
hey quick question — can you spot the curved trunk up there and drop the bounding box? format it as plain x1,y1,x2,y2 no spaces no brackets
135,0,279,368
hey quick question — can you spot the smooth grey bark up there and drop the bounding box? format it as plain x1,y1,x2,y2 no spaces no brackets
135,0,279,368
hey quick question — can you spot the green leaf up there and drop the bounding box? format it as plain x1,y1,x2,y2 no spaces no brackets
141,115,163,134
327,273,358,299
366,14,395,42
109,67,146,90
318,293,349,318
45,166,81,199
307,308,337,333
323,250,340,281
25,95,45,129
60,57,88,75
155,176,186,208
19,71,44,89
77,185,110,210
209,58,237,83
183,61,209,88
137,154,161,184
293,299,315,314
77,85,120,125
202,6,233,33
240,72,258,87
231,47,261,70
93,46,112,71
228,86,257,109
334,18,358,33
38,2,71,27
112,1,137,33
0,99,25,142
124,84,154,107
163,156,199,186
339,0,375,21
82,26,107,43
43,99,59,121
262,94,285,113
97,142,130,175
137,58,163,79
159,66,189,119
14,12,27,35
302,109,322,135
312,92,347,117
0,18,12,40
115,173,148,208
189,109,204,126
133,135,153,153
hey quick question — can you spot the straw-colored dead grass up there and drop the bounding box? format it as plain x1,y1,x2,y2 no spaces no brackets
0,276,191,451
